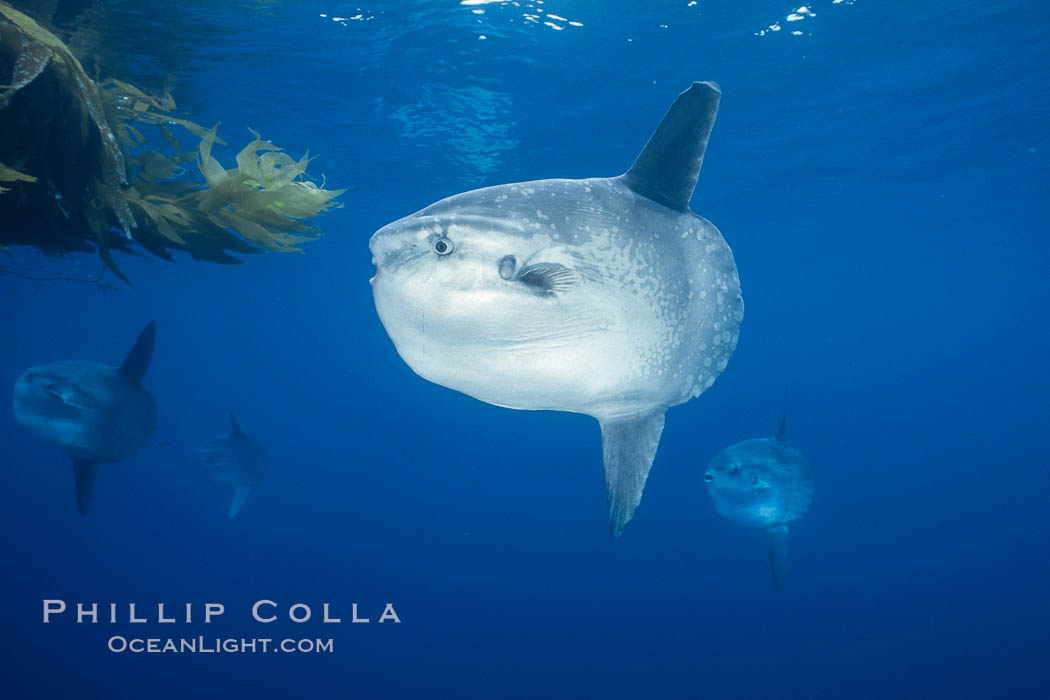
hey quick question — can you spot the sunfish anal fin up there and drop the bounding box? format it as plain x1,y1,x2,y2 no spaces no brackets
767,524,790,591
117,321,156,384
229,486,251,519
72,460,100,517
618,81,721,212
599,411,665,537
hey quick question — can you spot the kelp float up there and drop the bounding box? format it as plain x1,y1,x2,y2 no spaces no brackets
0,1,343,283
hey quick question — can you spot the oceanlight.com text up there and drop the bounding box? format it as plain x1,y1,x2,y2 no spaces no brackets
107,636,334,654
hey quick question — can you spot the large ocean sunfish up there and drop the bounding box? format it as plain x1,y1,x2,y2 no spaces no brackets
192,411,266,519
12,322,158,515
369,82,744,536
704,410,813,589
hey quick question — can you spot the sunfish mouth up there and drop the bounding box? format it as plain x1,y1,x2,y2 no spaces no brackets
369,257,380,286
703,472,714,483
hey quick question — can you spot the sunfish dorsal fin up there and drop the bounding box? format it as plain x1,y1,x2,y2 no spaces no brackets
229,411,247,438
72,460,100,516
599,411,666,537
619,81,721,212
117,321,156,384
767,524,790,591
776,407,789,444
229,485,251,519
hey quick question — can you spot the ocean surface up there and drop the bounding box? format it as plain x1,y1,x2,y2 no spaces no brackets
1,1,1048,698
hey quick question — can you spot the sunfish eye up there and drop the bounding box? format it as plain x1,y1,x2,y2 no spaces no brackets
433,237,454,256
732,466,741,475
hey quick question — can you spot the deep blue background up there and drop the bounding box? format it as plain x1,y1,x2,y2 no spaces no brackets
1,1,1048,697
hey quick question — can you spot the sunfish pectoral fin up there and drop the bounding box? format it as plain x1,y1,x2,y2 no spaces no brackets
618,81,721,212
117,321,156,384
228,486,251,519
72,460,100,517
517,262,578,295
767,524,790,591
599,410,666,538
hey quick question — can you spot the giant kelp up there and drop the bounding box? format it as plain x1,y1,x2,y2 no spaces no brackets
0,1,343,283
0,161,35,193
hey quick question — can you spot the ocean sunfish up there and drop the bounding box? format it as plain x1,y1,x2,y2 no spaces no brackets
704,409,813,589
369,82,743,536
12,322,158,515
192,411,266,519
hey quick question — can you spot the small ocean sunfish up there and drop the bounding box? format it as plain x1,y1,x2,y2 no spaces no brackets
704,409,813,590
13,321,158,516
192,411,266,519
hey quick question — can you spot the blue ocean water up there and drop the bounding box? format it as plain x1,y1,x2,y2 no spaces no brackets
1,0,1048,697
